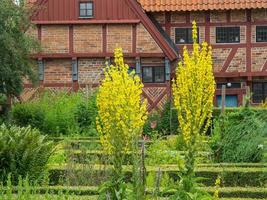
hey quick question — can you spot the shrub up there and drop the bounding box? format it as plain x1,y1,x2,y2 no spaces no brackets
143,111,161,137
0,124,54,184
0,94,7,104
11,91,98,136
74,92,98,136
12,102,45,130
160,100,179,135
211,108,267,163
146,136,184,166
39,91,83,135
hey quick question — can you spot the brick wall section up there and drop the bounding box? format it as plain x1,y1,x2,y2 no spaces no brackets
190,11,205,23
78,58,106,84
107,24,132,53
227,48,246,72
137,24,163,53
252,47,267,71
252,8,267,21
41,25,69,54
212,48,231,72
44,59,72,83
231,10,247,22
171,12,186,23
74,25,102,53
210,11,227,22
151,12,165,24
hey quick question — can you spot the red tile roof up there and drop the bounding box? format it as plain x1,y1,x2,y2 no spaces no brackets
138,0,267,12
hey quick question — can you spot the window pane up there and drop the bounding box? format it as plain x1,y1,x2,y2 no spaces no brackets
154,67,165,83
80,3,86,9
252,83,264,103
86,9,92,16
80,9,86,17
86,2,93,9
256,26,267,42
143,67,153,83
175,28,187,44
187,28,193,43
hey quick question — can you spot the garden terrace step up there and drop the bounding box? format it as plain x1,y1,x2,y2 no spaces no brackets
48,164,267,187
3,186,267,199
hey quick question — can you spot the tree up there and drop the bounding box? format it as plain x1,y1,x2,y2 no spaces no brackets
172,21,215,198
0,0,39,98
96,48,147,199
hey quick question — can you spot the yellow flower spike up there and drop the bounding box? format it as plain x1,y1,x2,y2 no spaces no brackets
97,47,147,156
172,21,215,158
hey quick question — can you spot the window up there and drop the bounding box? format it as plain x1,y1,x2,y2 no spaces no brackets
79,2,93,18
175,28,199,44
216,27,240,43
256,26,267,42
252,82,267,103
142,66,165,83
216,82,241,89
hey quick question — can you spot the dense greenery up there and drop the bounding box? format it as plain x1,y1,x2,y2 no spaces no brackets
0,0,39,97
11,91,98,136
0,125,54,184
211,108,267,163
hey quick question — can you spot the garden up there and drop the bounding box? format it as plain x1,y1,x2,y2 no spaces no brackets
0,26,266,200
0,1,266,199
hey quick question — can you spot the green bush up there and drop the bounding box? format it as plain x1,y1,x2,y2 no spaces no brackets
0,94,7,104
143,101,179,136
211,108,267,163
160,100,179,135
12,102,45,129
146,136,184,165
74,93,98,136
11,91,98,136
0,124,54,184
143,111,162,137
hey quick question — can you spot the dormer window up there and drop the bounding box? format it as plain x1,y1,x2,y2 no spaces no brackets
79,2,93,18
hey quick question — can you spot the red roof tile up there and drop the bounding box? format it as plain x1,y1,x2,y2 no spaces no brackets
138,0,267,12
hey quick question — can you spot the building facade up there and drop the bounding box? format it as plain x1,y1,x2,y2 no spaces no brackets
24,0,267,109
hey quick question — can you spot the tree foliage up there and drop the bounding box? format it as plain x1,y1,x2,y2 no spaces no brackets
0,0,39,97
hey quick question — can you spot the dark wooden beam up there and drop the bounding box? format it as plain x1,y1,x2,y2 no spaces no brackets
69,25,74,54
102,24,107,53
221,47,238,72
132,24,137,53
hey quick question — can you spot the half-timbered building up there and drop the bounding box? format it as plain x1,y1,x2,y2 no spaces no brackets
25,0,267,109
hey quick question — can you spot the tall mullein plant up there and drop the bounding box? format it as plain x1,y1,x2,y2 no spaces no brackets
172,21,215,184
96,48,147,199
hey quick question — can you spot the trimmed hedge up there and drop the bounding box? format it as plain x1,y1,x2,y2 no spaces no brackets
48,164,267,187
2,186,266,199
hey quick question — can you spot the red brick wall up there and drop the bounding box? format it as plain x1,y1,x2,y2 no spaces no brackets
44,59,72,84
137,24,163,53
78,58,106,84
41,25,69,54
107,24,132,53
74,25,103,53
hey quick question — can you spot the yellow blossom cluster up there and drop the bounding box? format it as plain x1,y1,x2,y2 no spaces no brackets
214,176,221,198
96,48,147,154
172,21,215,145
